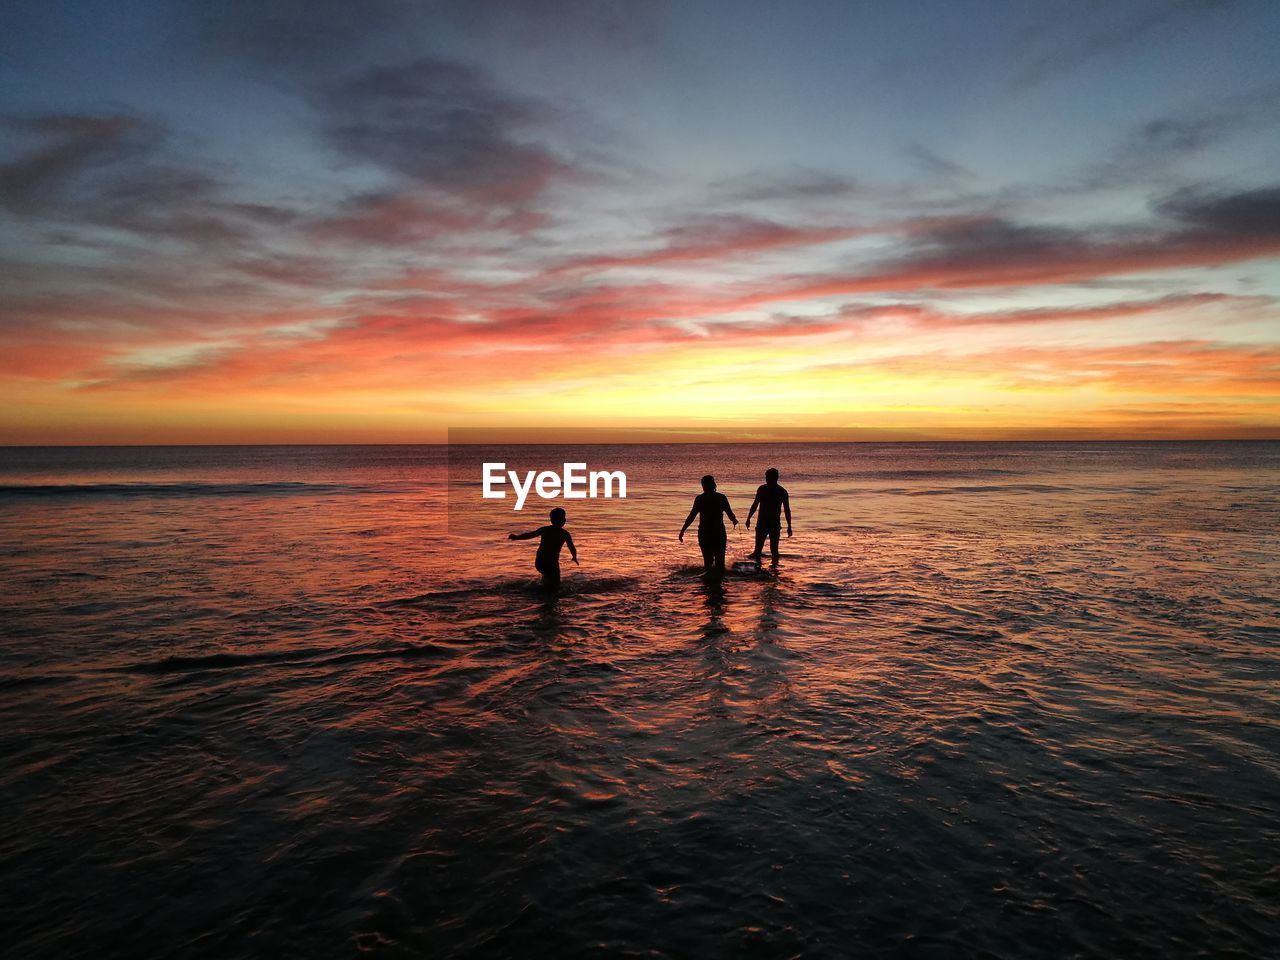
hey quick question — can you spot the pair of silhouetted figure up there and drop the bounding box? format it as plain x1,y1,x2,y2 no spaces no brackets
679,467,792,573
510,469,792,587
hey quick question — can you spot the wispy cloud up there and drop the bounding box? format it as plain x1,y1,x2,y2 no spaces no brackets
0,112,295,246
549,215,868,275
1010,0,1241,85
708,168,861,204
0,114,150,214
904,144,975,182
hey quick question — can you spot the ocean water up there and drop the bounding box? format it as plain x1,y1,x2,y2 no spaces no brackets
1,442,1278,958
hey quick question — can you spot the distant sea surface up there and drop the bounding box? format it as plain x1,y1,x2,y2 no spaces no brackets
2,442,1278,958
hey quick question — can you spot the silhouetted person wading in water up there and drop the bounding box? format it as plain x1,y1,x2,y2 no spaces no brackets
746,467,791,565
679,475,738,574
509,507,577,588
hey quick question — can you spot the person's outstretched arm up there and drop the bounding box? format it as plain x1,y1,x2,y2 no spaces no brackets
725,495,738,527
678,501,699,541
565,532,579,564
783,490,792,536
508,529,539,540
746,490,760,529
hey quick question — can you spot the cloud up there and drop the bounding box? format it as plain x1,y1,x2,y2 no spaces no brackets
708,168,861,204
1156,184,1280,236
810,339,1280,397
904,144,975,181
191,0,407,74
309,190,545,245
1010,0,1240,85
551,214,867,275
43,179,1272,399
57,276,1269,397
830,292,1254,332
0,114,149,214
318,57,581,208
988,340,1280,395
1075,87,1280,190
0,111,298,246
1076,112,1236,191
734,184,1280,304
653,292,1265,347
60,285,1279,443
195,0,665,75
431,0,666,50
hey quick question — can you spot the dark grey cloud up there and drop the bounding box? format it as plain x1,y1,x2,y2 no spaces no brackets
319,57,580,206
678,182,1280,310
0,114,150,214
897,217,1086,271
1156,185,1280,237
1134,115,1229,155
0,108,326,332
842,182,1280,289
0,111,297,245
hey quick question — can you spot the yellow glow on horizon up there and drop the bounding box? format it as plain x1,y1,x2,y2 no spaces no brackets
5,323,1276,444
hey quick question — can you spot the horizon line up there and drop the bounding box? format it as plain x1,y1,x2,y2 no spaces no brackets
3,437,1278,449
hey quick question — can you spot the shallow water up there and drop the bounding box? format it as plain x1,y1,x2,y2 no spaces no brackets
2,442,1278,958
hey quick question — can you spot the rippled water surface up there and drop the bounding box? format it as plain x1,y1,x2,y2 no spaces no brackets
2,442,1278,958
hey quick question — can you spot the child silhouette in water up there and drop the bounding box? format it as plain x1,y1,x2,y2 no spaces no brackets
509,507,578,587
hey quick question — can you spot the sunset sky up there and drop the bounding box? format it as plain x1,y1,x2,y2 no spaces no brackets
2,0,1278,443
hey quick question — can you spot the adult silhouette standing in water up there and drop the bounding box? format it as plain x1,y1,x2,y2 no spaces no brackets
679,475,738,574
746,467,791,565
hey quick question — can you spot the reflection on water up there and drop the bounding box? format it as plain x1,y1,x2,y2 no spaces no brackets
1,442,1278,958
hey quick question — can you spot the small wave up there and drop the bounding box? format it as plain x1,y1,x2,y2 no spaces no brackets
122,648,320,673
562,575,642,595
0,481,391,499
0,672,73,691
904,483,1074,496
862,468,1020,480
119,641,455,675
381,575,643,607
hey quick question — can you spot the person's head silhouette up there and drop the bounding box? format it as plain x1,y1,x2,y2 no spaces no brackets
701,475,717,493
550,507,567,527
765,468,779,484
